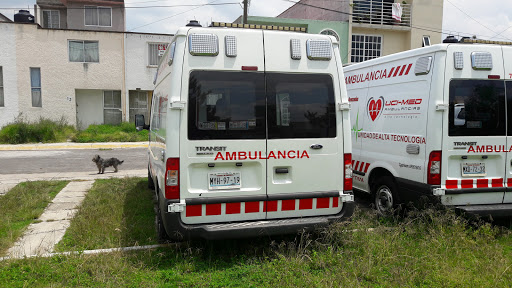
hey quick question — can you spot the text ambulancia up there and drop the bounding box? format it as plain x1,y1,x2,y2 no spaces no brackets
344,38,512,217
135,21,354,241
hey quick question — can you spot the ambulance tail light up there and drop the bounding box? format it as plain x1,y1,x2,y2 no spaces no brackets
165,157,180,199
428,151,441,185
344,153,353,191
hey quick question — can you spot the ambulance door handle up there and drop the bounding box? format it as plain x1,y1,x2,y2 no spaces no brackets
275,168,289,174
310,144,323,149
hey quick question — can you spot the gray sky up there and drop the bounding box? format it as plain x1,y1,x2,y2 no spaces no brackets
2,0,512,41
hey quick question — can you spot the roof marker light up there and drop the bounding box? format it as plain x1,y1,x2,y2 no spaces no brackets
290,39,301,60
415,56,432,75
306,39,331,60
488,75,500,79
471,52,493,70
225,35,237,57
189,33,219,56
454,52,463,70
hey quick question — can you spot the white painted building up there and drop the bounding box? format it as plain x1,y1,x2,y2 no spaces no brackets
0,20,172,129
0,22,19,128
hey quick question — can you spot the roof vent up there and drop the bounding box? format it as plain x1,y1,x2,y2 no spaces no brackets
186,20,202,27
14,10,34,23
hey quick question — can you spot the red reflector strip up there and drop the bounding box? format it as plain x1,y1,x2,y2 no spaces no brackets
488,75,500,79
299,198,313,210
492,178,504,188
245,201,260,213
332,197,339,208
461,179,473,189
226,202,241,214
316,197,330,209
445,180,458,189
282,199,296,211
205,203,221,216
242,66,258,71
476,179,488,188
364,163,370,173
265,200,278,212
186,205,202,217
508,178,512,187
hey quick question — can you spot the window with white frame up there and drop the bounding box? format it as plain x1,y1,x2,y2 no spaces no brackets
129,90,149,123
0,66,4,107
422,35,431,47
30,68,42,107
69,40,99,63
351,34,382,63
43,10,60,29
103,90,122,125
85,6,111,27
148,43,168,66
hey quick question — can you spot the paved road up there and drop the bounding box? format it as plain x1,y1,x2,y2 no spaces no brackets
0,148,148,174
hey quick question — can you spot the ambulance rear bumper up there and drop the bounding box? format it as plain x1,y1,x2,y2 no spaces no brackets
161,197,355,241
455,204,512,218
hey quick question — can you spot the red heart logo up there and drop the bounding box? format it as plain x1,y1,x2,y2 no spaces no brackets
368,98,383,121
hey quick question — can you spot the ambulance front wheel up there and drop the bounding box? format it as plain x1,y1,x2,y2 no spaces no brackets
373,176,400,215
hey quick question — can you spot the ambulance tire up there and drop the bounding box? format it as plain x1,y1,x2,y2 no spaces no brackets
154,186,170,243
373,176,400,216
148,166,155,190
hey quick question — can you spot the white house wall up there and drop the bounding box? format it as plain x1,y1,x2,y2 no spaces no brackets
0,23,19,128
14,24,124,127
124,33,173,121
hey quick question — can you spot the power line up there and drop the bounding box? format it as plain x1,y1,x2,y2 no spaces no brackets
127,0,222,31
0,3,239,10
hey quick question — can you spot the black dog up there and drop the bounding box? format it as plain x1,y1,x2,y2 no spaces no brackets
92,155,124,174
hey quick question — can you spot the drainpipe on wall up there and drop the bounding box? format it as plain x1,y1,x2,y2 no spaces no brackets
122,33,127,122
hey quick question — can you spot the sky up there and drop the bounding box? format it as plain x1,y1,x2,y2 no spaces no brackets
2,0,512,42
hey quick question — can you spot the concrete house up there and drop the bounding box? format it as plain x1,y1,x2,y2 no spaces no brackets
0,2,172,129
272,0,444,63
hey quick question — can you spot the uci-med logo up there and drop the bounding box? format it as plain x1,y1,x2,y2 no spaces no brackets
367,96,384,121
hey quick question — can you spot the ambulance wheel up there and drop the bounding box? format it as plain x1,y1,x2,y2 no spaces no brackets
148,166,155,190
154,187,169,243
373,176,399,215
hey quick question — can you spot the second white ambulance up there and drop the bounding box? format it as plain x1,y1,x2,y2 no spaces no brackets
345,39,512,217
136,22,354,240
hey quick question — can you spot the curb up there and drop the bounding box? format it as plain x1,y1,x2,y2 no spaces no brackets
0,142,149,151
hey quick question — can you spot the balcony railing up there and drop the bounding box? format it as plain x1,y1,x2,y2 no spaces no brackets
352,1,411,27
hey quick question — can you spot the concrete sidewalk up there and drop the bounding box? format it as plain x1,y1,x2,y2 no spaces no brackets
0,141,148,151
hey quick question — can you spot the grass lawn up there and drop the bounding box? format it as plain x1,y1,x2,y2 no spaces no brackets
55,178,156,251
0,181,69,256
1,178,512,287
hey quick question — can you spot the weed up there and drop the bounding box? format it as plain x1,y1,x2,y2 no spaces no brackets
73,122,148,143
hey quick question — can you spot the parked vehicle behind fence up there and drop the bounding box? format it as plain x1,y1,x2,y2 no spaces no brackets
136,22,354,241
345,38,512,217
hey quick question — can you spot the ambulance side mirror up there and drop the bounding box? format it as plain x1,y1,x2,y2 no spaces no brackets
135,114,149,131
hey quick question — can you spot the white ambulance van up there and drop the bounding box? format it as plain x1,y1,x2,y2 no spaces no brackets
135,22,354,241
345,39,512,217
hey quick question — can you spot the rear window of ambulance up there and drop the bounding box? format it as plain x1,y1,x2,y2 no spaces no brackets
188,71,266,140
449,79,505,136
267,73,336,139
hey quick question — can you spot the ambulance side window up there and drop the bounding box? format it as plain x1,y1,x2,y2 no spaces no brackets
449,80,505,136
267,73,336,139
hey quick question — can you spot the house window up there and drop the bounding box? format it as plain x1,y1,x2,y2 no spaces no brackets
42,10,60,29
85,6,111,27
351,34,382,63
0,66,4,107
148,43,168,66
69,40,99,63
423,36,431,47
129,90,149,123
104,90,122,125
30,68,42,107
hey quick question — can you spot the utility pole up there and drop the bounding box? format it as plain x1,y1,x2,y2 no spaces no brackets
243,0,248,25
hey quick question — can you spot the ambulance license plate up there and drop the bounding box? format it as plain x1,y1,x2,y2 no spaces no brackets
461,163,486,177
208,172,241,190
